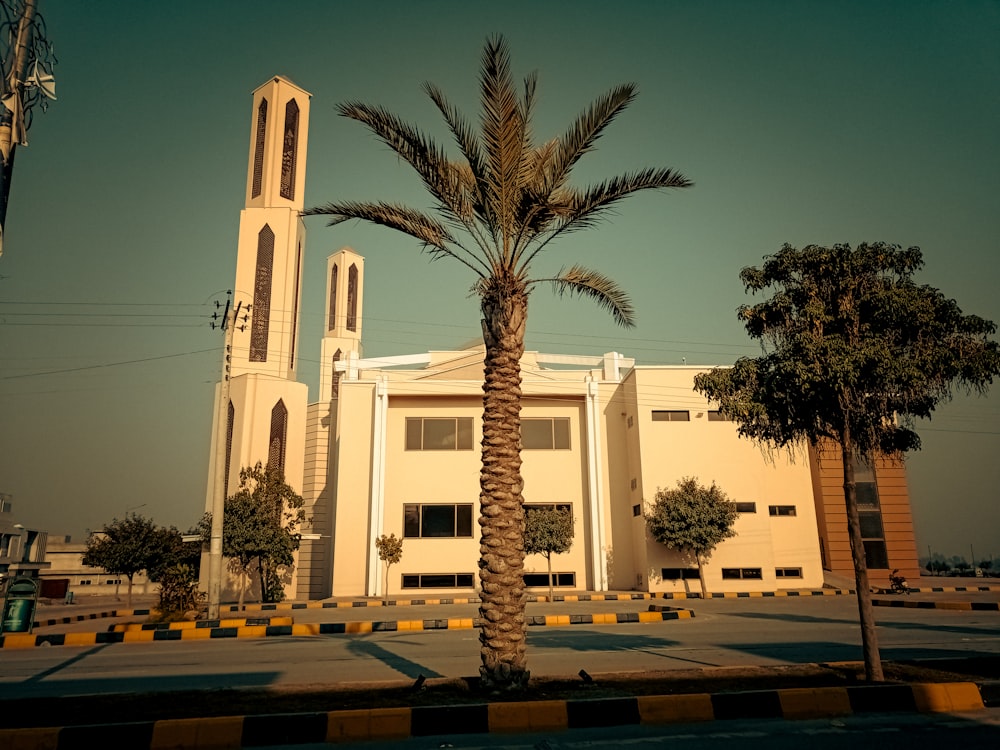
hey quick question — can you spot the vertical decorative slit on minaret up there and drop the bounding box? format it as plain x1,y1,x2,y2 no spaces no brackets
225,401,235,499
250,225,274,362
347,263,358,332
252,99,267,198
280,99,299,200
290,242,301,369
268,399,288,475
328,263,338,331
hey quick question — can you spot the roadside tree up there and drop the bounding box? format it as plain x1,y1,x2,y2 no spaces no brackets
524,506,574,602
200,462,305,607
83,513,177,607
374,533,403,605
694,242,1000,681
306,35,691,691
645,477,739,598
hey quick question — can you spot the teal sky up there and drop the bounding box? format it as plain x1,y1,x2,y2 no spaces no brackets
1,1,997,564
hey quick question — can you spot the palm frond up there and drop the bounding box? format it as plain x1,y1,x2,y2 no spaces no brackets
531,264,636,328
558,167,693,233
303,200,487,276
480,34,526,258
545,84,637,194
422,82,490,224
337,101,468,227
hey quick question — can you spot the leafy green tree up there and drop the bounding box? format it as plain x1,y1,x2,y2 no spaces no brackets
374,533,403,605
645,478,739,598
524,506,574,602
200,462,305,608
83,513,175,607
694,242,1000,681
154,564,204,621
305,35,691,691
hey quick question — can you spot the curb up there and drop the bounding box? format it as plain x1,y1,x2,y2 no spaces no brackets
872,598,1000,611
0,608,694,649
32,607,151,629
0,681,987,749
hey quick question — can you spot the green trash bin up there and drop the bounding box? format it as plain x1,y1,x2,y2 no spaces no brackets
1,577,39,634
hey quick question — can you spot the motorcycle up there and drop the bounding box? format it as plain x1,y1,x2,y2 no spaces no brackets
889,569,910,594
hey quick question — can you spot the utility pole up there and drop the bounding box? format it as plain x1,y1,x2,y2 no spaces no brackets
206,295,243,619
0,0,55,258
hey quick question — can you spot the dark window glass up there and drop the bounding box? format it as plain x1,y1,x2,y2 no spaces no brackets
522,418,571,450
251,99,266,198
403,505,420,537
402,575,420,589
856,482,880,508
775,568,803,578
250,225,274,362
735,502,756,513
864,540,889,569
280,99,298,200
768,505,797,516
420,574,455,588
662,568,700,580
632,504,641,517
553,419,570,449
347,263,358,331
859,511,884,540
456,574,474,587
524,573,576,587
721,568,762,580
421,505,456,537
328,264,338,331
652,410,690,422
456,504,473,537
707,410,730,421
405,419,423,450
457,418,473,450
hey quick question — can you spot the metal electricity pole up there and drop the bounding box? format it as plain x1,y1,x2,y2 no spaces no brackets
207,296,242,619
0,0,56,258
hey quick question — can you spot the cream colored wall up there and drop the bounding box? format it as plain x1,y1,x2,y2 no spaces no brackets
244,76,310,211
380,395,482,594
330,380,377,595
628,368,823,593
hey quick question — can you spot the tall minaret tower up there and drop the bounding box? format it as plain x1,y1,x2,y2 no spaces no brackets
204,77,311,602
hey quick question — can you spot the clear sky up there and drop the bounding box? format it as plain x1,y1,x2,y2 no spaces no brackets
1,1,997,564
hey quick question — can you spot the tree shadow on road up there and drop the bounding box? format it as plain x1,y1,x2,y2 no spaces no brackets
346,637,443,679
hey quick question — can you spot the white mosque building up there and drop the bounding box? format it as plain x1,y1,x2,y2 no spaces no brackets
203,76,919,603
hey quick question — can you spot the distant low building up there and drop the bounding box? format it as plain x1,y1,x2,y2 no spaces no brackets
0,493,49,585
43,538,153,598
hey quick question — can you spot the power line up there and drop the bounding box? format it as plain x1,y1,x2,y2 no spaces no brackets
0,348,217,380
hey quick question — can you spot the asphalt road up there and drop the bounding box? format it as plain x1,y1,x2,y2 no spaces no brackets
3,594,998,700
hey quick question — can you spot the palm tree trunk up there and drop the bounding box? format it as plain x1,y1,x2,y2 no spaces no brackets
477,281,529,691
841,430,884,681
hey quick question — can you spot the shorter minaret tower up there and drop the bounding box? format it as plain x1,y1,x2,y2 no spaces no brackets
319,247,365,400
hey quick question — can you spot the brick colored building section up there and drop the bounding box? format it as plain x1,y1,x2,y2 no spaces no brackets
809,441,920,581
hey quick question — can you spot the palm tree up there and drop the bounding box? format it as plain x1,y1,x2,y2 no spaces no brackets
306,35,691,691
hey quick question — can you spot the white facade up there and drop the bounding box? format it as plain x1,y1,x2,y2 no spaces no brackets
208,77,826,603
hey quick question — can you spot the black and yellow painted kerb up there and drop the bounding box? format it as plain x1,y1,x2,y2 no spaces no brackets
0,681,988,749
0,609,693,649
873,598,1000,611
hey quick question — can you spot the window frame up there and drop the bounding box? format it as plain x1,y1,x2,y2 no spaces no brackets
403,503,474,538
721,567,763,580
521,417,571,450
405,417,474,451
768,505,797,517
651,410,690,422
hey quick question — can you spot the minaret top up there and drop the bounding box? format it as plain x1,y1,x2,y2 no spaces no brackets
244,76,312,210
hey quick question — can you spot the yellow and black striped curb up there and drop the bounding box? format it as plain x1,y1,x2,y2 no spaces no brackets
0,609,693,649
32,607,152,629
228,588,858,613
874,585,1000,594
873,598,1000,611
0,681,988,749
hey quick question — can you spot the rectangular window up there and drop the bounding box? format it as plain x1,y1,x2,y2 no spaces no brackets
661,567,700,580
401,573,475,589
706,410,730,421
524,572,576,587
403,504,474,538
721,568,763,580
863,540,889,570
651,410,690,422
768,505,797,516
734,502,757,513
632,504,641,517
522,418,571,449
852,456,880,507
405,417,474,450
775,567,803,578
859,511,884,539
